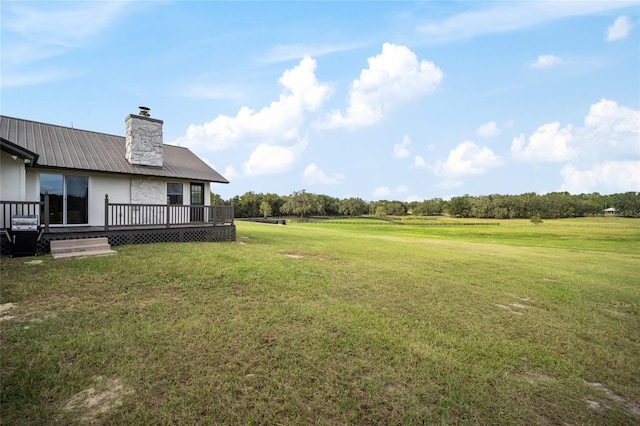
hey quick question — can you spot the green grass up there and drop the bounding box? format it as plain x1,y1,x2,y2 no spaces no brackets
1,218,639,424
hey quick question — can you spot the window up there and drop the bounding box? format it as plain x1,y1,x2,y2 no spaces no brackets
167,183,183,205
40,174,88,225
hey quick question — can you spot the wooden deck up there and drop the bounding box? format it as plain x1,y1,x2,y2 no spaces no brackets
1,198,236,256
1,222,236,256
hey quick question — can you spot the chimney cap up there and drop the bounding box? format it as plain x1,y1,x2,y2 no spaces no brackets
138,106,150,117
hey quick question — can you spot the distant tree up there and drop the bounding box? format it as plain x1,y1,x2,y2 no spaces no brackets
210,192,224,205
374,206,388,217
612,192,640,217
233,191,261,218
338,197,368,216
530,215,543,225
419,198,443,216
259,200,272,219
280,190,322,217
386,201,407,216
449,195,472,218
317,194,340,216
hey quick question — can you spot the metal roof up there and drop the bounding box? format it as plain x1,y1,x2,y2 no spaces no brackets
0,115,229,183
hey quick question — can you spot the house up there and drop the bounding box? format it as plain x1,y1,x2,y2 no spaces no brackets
603,207,619,216
0,108,235,255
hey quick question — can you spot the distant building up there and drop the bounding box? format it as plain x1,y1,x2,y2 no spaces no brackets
604,207,618,216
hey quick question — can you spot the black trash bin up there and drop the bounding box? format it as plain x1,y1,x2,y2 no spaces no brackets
10,215,40,257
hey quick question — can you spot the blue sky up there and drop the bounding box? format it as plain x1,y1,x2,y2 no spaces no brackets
2,1,639,201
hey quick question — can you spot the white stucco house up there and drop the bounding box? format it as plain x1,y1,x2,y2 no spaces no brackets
0,108,235,255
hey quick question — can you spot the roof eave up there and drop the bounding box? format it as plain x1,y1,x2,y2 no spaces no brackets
0,137,39,166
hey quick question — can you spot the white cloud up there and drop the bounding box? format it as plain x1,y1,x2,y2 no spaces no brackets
394,134,412,158
584,99,640,142
1,69,83,88
418,1,637,43
405,194,423,203
513,99,640,163
303,163,345,185
433,141,502,177
3,2,129,50
223,165,239,181
182,84,246,101
560,161,640,194
413,155,427,169
512,98,639,194
1,2,131,87
607,16,633,41
323,43,443,129
529,54,562,69
373,186,391,198
258,42,365,63
175,56,331,151
242,137,308,177
511,122,577,162
476,121,501,138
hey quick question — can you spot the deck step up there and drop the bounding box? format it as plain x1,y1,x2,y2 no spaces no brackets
50,238,116,260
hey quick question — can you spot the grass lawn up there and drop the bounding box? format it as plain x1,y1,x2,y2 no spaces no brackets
1,217,639,424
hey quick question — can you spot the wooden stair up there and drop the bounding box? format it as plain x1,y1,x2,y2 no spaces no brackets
50,237,116,260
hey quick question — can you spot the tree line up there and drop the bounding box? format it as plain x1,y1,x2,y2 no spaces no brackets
212,190,640,219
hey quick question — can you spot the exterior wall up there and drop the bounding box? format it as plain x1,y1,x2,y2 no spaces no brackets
92,174,132,226
9,167,214,227
204,182,211,205
0,151,27,201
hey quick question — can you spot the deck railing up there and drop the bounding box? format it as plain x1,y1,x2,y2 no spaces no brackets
104,194,234,230
0,195,49,231
1,195,234,231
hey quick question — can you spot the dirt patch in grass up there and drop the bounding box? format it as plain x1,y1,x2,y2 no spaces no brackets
518,372,557,385
282,252,336,260
495,304,523,315
0,302,58,324
284,253,304,259
0,302,16,322
506,293,534,302
63,376,134,423
510,303,528,309
586,382,640,418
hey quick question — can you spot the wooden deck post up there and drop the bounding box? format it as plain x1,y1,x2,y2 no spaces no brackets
166,197,171,228
104,194,109,231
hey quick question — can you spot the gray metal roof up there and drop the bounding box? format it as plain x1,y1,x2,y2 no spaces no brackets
0,115,229,183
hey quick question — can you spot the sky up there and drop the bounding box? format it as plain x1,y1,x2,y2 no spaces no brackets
1,1,639,202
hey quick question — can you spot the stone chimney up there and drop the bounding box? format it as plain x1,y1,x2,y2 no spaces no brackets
125,106,163,167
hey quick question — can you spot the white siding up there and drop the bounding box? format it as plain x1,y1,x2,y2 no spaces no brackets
4,164,213,227
0,151,27,201
92,174,131,226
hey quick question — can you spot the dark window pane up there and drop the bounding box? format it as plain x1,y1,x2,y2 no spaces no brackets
167,183,183,205
39,174,88,225
190,184,203,205
66,176,88,224
40,174,63,224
